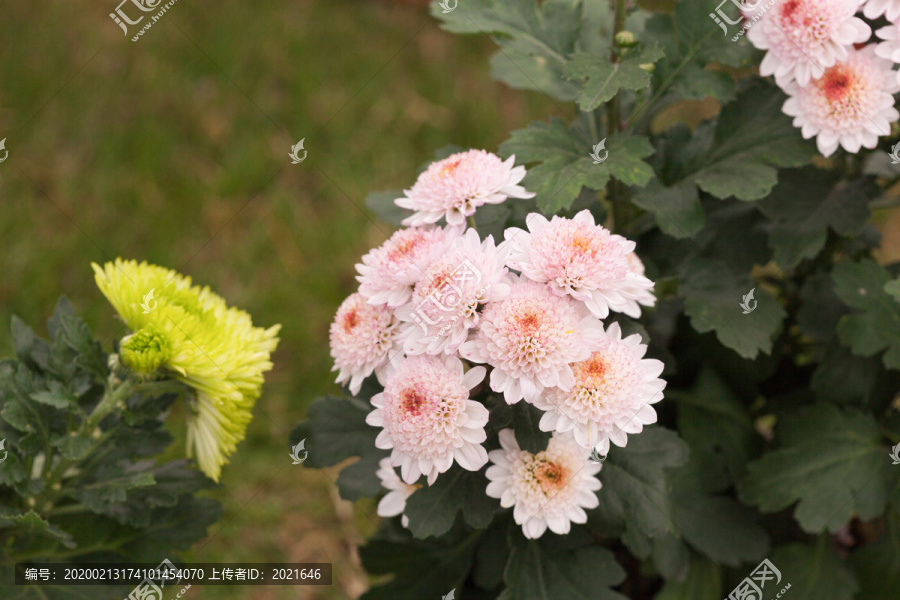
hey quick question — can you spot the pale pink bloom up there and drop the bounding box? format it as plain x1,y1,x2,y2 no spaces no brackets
395,229,512,355
485,429,602,539
782,46,899,157
619,252,657,318
460,276,604,404
504,211,654,319
863,0,900,22
376,457,420,528
356,225,459,307
744,0,870,87
532,322,666,455
329,293,401,395
875,24,900,83
366,355,489,485
395,150,535,227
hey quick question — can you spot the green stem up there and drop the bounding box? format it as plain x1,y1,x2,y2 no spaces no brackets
467,215,477,231
607,0,628,233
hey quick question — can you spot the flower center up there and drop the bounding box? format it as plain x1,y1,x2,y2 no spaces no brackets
342,309,359,333
439,158,463,178
387,234,424,262
120,323,173,375
399,387,429,417
516,311,541,335
821,66,855,103
578,354,609,386
570,233,595,255
533,459,568,494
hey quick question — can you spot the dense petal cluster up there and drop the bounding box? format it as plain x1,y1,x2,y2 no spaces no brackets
532,322,665,454
329,293,401,395
743,0,900,155
395,150,535,226
93,258,280,483
505,211,654,318
486,430,602,539
329,152,665,539
367,355,489,485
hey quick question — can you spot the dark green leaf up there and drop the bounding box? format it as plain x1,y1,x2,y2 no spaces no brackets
511,402,550,453
631,178,704,239
292,396,378,469
405,466,498,538
739,404,891,533
563,44,665,111
769,538,858,600
337,451,390,501
833,259,900,370
500,118,654,213
499,536,627,600
678,256,786,359
0,510,75,549
365,189,408,226
655,554,722,600
30,381,77,409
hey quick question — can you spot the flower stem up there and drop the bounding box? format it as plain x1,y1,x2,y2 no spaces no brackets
607,0,629,233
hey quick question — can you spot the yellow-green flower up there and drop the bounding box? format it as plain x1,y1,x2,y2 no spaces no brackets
92,258,281,482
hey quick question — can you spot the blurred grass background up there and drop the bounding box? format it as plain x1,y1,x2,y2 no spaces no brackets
0,0,559,598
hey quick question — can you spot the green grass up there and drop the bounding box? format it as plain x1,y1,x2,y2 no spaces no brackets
0,0,556,598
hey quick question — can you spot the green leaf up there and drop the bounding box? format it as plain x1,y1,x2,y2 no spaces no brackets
73,471,156,512
588,427,689,540
833,259,900,370
500,118,654,213
886,275,900,303
55,313,107,379
673,367,762,488
678,256,786,359
644,0,758,102
631,178,704,239
432,0,584,101
757,170,877,269
365,189,408,226
337,451,389,501
739,404,891,533
291,396,378,469
360,522,481,600
655,554,722,600
54,435,93,460
30,381,77,409
769,538,859,600
404,466,498,538
0,510,76,549
563,44,665,111
499,536,627,600
650,82,814,206
511,402,550,453
852,510,900,600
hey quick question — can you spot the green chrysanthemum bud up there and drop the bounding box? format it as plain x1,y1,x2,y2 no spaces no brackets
120,323,173,375
614,31,637,47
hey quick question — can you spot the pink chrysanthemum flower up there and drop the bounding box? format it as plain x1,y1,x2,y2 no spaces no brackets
395,150,535,227
356,225,459,307
329,293,401,395
782,46,899,157
366,355,489,485
532,322,666,455
619,252,657,318
864,0,900,22
485,429,602,539
395,229,512,356
875,24,900,84
744,0,870,87
376,457,420,528
460,276,604,404
504,211,654,319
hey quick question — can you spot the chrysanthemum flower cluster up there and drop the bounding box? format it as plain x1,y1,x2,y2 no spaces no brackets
741,0,900,156
94,259,281,483
329,151,666,539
